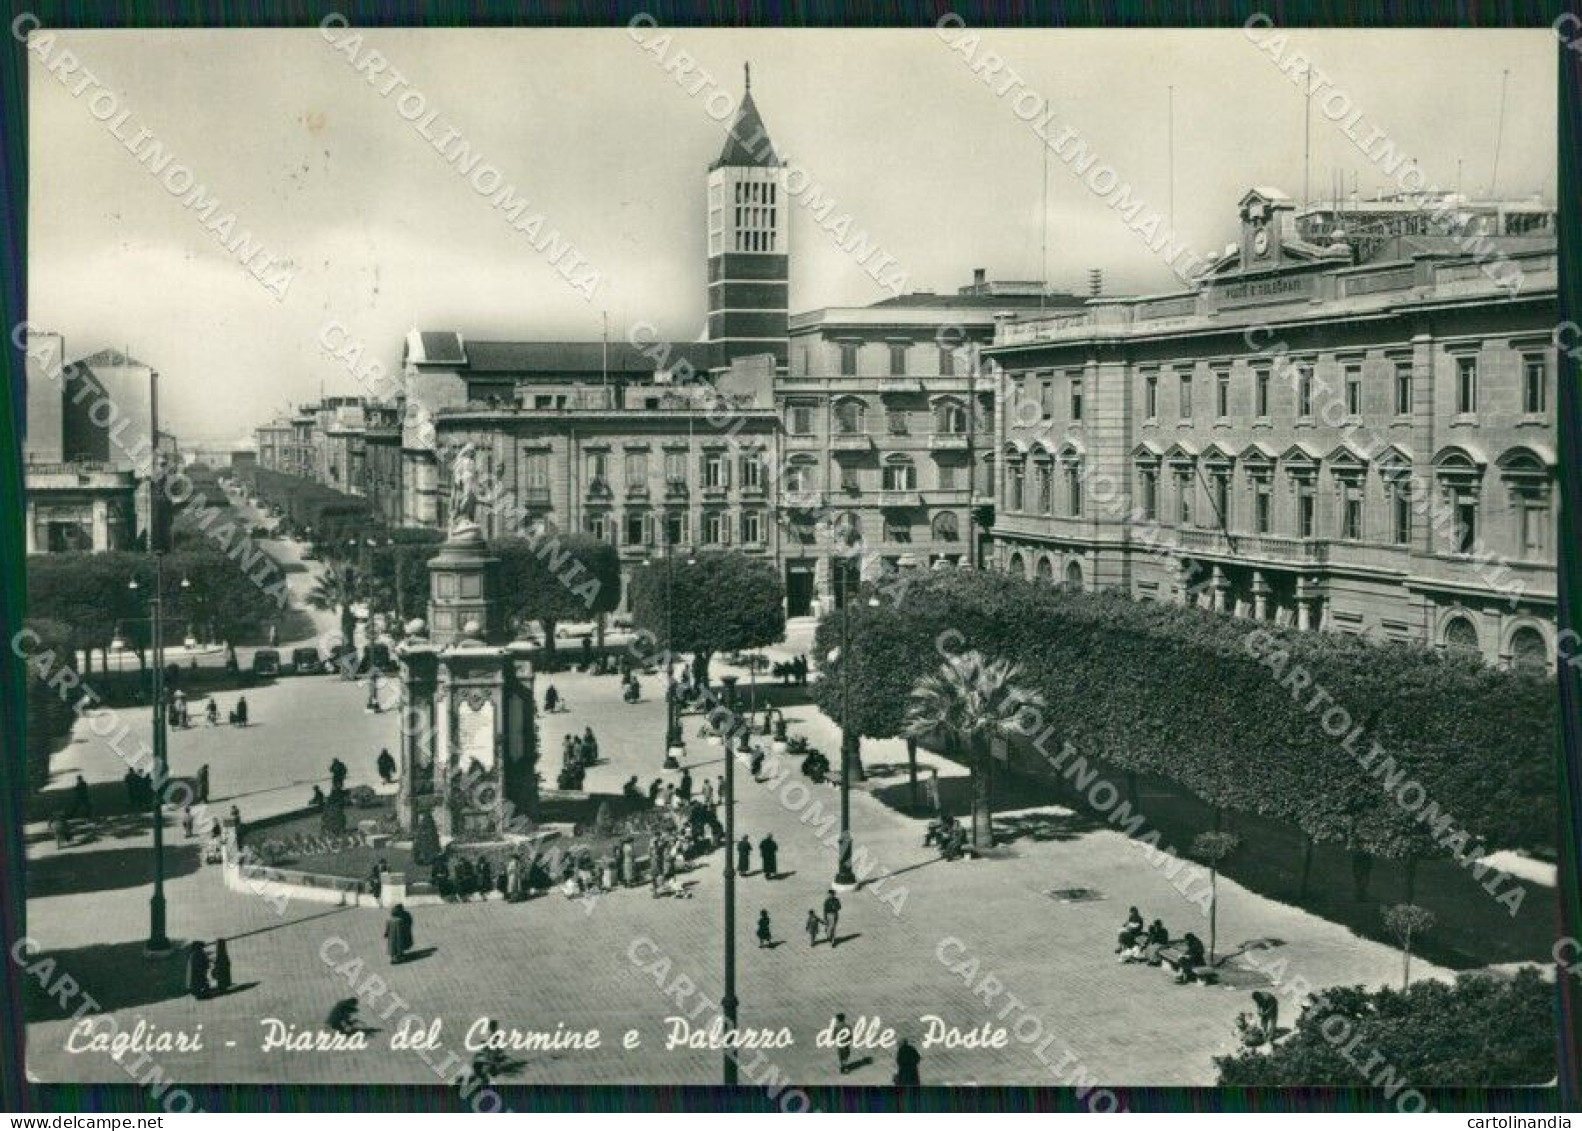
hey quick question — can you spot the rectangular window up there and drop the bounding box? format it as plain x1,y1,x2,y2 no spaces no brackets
624,451,648,489
1343,495,1363,540
1456,356,1478,414
586,513,607,541
741,510,762,545
1067,467,1083,517
1180,373,1193,420
1297,373,1313,419
624,511,648,546
1177,475,1193,526
1345,366,1362,416
1215,372,1229,419
1255,369,1270,418
1520,502,1548,557
1070,377,1084,422
887,409,909,435
665,510,686,546
587,452,608,486
839,343,858,376
1140,469,1158,520
1393,492,1412,545
703,452,728,489
937,462,959,489
1040,377,1057,419
840,463,860,492
884,462,917,491
1145,374,1159,420
525,452,549,490
939,347,955,377
664,451,687,486
1255,484,1272,534
703,511,727,545
888,342,908,376
789,405,814,434
1523,357,1547,414
1455,497,1477,552
885,516,912,544
1394,362,1412,416
1211,475,1230,528
1297,491,1315,538
1009,466,1024,511
836,400,863,434
1036,465,1052,513
740,453,763,490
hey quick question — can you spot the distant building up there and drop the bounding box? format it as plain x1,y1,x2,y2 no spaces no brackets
782,271,1085,614
986,187,1558,668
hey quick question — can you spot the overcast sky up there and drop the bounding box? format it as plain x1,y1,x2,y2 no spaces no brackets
28,26,1555,441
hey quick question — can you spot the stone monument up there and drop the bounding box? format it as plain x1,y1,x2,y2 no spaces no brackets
396,445,538,841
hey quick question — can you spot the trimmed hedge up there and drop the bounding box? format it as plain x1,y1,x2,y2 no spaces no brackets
817,570,1556,861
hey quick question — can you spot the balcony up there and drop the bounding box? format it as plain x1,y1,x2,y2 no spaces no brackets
831,433,873,452
586,478,613,500
664,479,689,499
877,490,922,508
928,433,970,451
1175,526,1328,565
878,378,924,393
624,483,650,500
700,482,728,499
521,486,551,506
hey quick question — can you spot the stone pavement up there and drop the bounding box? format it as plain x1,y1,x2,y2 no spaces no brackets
24,621,1454,1088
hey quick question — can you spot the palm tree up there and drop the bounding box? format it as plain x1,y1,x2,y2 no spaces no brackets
305,565,357,646
903,650,1045,850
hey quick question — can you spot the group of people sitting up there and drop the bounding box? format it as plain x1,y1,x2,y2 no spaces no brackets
1115,906,1211,984
923,813,969,860
621,670,642,703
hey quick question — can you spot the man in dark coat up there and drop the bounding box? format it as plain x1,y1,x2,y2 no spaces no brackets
894,1038,922,1085
822,889,843,947
736,836,752,876
69,775,91,820
235,696,249,726
186,941,210,999
386,905,411,963
376,748,397,784
329,758,348,793
679,768,693,801
758,834,779,879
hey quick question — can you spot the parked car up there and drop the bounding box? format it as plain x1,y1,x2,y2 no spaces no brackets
251,648,281,677
326,641,357,673
290,646,322,674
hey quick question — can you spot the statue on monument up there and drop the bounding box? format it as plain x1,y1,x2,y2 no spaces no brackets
448,443,482,538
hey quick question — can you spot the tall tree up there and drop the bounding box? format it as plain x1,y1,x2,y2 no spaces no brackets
904,650,1045,849
305,564,358,644
1190,830,1241,965
1382,903,1437,990
494,532,621,653
629,551,785,685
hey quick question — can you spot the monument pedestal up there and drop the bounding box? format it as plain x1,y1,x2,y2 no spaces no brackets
396,526,538,840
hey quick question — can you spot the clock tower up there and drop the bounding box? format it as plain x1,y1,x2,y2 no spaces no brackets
1238,187,1293,268
706,64,789,374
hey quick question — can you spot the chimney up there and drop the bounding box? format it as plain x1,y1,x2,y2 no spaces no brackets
972,267,987,291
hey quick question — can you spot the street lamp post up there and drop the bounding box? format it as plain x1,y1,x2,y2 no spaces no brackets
131,560,173,956
834,595,879,890
720,674,740,1085
662,531,682,768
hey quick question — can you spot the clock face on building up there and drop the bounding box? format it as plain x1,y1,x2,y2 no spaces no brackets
1253,228,1270,257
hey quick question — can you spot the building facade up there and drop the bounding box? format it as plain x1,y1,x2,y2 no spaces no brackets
986,187,1559,669
781,273,1085,614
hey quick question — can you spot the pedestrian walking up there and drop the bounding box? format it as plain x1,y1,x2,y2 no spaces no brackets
757,909,773,948
206,699,220,727
211,939,233,994
806,909,821,947
329,758,348,793
235,696,249,726
648,777,662,805
186,941,211,1000
834,1012,853,1074
181,805,195,838
376,748,397,784
894,1038,921,1085
544,684,559,713
196,763,210,803
759,833,779,879
679,768,693,800
823,889,843,947
386,904,412,963
736,835,752,876
69,774,91,821
506,855,523,902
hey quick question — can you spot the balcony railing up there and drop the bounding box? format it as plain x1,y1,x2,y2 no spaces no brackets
878,489,922,508
522,486,551,505
1176,526,1328,564
831,433,873,451
928,433,970,450
878,378,923,393
665,479,689,498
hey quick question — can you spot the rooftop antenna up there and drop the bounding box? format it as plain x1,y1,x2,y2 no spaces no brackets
1302,84,1313,208
1167,85,1175,230
1039,135,1049,313
1490,68,1510,197
744,61,751,93
601,310,609,394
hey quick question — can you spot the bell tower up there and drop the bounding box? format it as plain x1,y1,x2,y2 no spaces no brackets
706,64,789,375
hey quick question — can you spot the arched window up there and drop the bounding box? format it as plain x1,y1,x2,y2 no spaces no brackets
1509,626,1548,673
1007,551,1026,578
833,511,862,547
1443,615,1480,659
1064,560,1084,592
931,511,960,542
835,398,865,435
1035,557,1054,581
935,399,968,434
